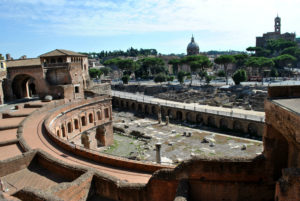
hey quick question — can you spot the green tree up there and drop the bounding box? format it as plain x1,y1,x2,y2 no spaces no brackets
217,70,225,77
273,54,297,68
246,47,271,57
214,55,236,85
267,39,297,54
154,73,167,85
245,57,274,84
167,75,174,84
181,55,212,86
198,70,208,81
121,75,130,84
103,58,121,66
100,67,111,76
138,57,166,77
270,68,278,78
232,69,247,85
233,53,249,68
177,71,187,85
273,54,297,76
205,75,214,85
88,68,103,79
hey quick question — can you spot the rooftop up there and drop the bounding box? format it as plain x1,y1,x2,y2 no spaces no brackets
272,98,300,115
6,58,41,68
40,49,86,57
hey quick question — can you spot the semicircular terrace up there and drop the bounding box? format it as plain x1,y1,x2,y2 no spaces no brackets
42,96,173,174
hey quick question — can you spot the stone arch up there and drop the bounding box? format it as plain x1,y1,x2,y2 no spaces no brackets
114,99,119,107
67,122,72,133
233,120,243,132
120,100,124,108
186,112,193,122
176,111,183,121
161,108,166,118
131,102,136,111
137,104,142,112
89,113,93,123
144,105,149,115
248,123,258,136
220,118,229,130
207,116,216,127
167,109,172,117
196,114,203,123
11,74,38,99
125,101,129,109
74,119,79,129
151,105,157,115
81,133,89,149
97,111,102,120
81,116,87,126
56,130,60,137
61,125,66,137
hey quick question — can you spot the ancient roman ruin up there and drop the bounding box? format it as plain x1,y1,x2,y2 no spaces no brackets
0,46,298,201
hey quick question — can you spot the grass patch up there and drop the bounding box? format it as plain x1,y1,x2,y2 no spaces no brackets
104,140,119,154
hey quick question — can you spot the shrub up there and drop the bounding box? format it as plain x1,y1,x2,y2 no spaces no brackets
154,73,167,83
232,69,247,85
121,75,130,84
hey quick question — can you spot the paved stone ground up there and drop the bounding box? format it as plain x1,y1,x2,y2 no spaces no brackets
0,144,23,160
0,129,18,142
273,98,300,114
1,167,65,195
21,102,151,183
0,98,151,197
108,111,263,164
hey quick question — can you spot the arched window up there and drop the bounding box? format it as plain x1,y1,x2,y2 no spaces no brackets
57,130,60,137
61,125,66,137
89,113,93,123
97,111,101,120
74,119,79,129
67,122,72,133
104,108,109,118
81,116,86,126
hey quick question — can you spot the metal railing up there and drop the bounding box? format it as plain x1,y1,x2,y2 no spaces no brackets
111,90,265,123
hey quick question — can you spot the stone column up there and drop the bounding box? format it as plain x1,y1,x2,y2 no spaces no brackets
158,113,162,124
166,116,169,126
155,143,162,164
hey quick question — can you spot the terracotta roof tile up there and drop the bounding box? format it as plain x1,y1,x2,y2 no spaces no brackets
6,58,41,68
40,49,86,57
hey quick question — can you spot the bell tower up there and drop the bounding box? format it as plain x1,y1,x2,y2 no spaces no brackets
274,15,281,34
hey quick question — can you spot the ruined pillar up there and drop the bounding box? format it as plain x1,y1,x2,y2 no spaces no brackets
158,113,162,124
96,126,106,147
166,116,169,126
156,143,162,164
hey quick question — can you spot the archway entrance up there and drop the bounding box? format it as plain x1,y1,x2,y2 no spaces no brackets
12,74,37,99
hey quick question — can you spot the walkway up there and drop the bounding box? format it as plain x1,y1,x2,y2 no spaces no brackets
112,90,265,122
0,100,151,185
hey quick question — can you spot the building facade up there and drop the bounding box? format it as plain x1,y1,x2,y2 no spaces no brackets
256,16,296,48
3,49,91,102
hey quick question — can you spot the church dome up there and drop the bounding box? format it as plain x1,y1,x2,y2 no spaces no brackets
187,36,199,55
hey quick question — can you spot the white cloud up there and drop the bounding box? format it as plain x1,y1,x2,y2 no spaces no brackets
1,0,299,51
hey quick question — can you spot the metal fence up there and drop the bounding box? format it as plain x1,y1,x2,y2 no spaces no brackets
111,90,265,123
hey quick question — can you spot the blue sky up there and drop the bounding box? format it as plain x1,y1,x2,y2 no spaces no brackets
1,0,300,58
